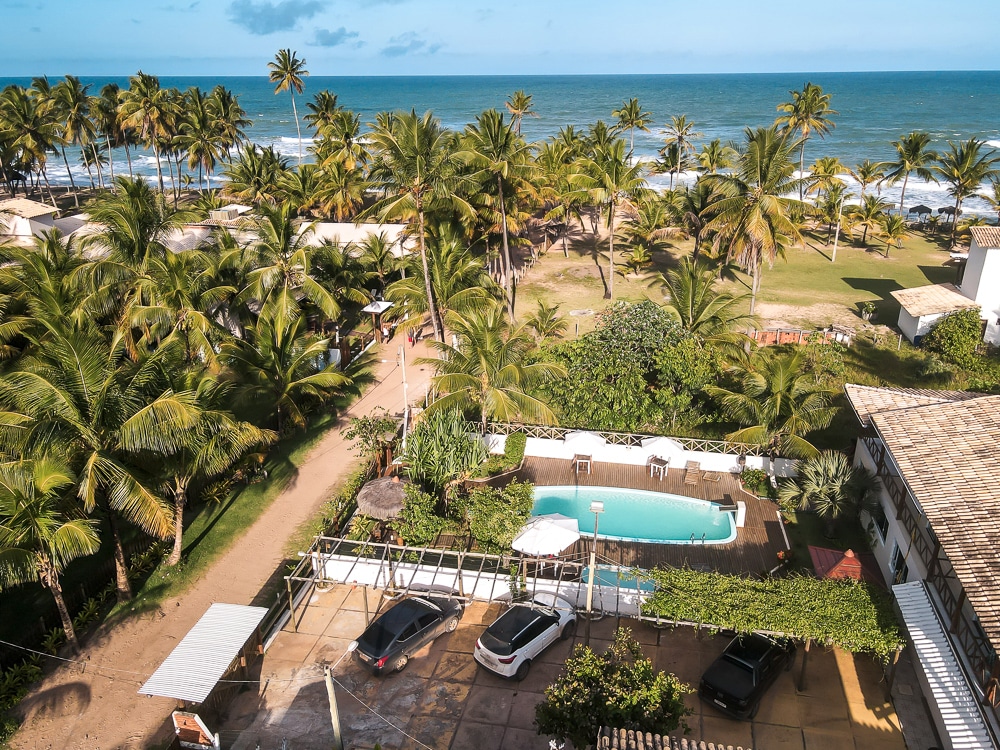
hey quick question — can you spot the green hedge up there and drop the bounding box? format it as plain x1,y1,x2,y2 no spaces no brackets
640,568,903,661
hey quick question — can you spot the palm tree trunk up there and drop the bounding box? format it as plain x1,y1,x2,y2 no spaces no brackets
45,571,81,654
153,144,164,193
40,166,58,207
417,201,443,342
59,146,80,208
167,479,187,566
105,134,116,186
108,512,133,602
498,175,515,320
799,142,806,202
82,154,96,190
898,173,909,217
749,254,761,314
124,141,134,178
291,92,303,165
606,202,615,300
951,197,962,247
91,143,104,189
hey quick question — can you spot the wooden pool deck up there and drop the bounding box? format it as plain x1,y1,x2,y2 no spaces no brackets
513,456,788,576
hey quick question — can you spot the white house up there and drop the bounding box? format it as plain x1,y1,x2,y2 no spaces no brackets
846,384,1000,747
890,283,979,345
892,226,1000,345
0,198,58,239
962,226,1000,345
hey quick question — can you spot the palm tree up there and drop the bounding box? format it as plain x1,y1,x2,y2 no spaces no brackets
649,257,757,339
460,109,535,320
221,313,350,433
222,143,290,205
883,131,938,217
778,451,880,537
268,49,309,164
660,115,702,189
808,156,845,199
161,373,273,565
612,98,653,159
537,141,585,258
239,201,339,328
0,457,100,653
706,126,805,313
618,197,672,260
848,194,889,247
668,180,719,261
775,82,837,201
935,138,1000,246
358,231,399,293
304,90,341,134
420,305,565,431
848,159,885,200
525,299,567,342
572,138,647,300
119,71,173,193
705,349,837,459
878,214,910,258
208,85,252,159
0,85,60,204
366,110,470,342
177,86,224,191
697,139,737,174
984,179,1000,223
51,77,93,204
92,83,122,186
0,329,197,601
504,90,537,136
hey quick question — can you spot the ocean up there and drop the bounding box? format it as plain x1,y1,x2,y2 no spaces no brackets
3,71,1000,215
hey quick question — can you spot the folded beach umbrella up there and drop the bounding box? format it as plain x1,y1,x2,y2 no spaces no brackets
512,514,581,556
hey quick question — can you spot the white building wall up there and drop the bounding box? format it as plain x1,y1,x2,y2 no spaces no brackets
853,439,929,587
896,309,920,343
961,241,1000,345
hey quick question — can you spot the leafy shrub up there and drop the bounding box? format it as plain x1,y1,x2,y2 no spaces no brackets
402,408,487,495
467,480,535,553
394,485,447,547
740,468,769,496
72,597,102,631
41,627,65,655
342,409,397,460
922,308,983,368
915,354,956,383
476,431,527,477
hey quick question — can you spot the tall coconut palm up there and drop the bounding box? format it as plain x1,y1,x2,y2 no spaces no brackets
572,138,647,300
649,257,757,340
537,141,585,258
849,194,889,247
808,156,845,199
0,85,60,204
697,139,737,174
612,98,653,160
460,109,536,320
935,138,1000,246
778,451,880,537
366,110,470,342
178,86,224,191
420,305,565,432
774,82,837,201
119,71,173,193
504,90,537,136
706,126,805,313
161,373,273,565
208,85,252,159
92,83,122,186
0,329,197,601
220,313,350,433
668,180,720,261
848,159,885,200
883,131,938,217
704,349,836,459
304,90,341,134
984,179,1000,223
316,160,367,221
222,143,290,205
660,115,702,189
268,49,309,164
0,457,100,653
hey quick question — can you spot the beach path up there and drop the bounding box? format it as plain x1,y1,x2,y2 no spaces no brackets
9,339,435,750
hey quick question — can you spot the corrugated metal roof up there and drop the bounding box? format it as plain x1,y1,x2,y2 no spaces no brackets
139,603,268,704
893,582,994,749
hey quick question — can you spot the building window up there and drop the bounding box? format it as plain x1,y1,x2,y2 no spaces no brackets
871,503,889,544
890,542,909,585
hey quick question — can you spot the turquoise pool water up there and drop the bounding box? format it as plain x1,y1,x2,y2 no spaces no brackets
532,486,736,544
581,566,656,591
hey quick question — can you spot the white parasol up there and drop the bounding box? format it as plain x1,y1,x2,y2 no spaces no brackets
512,514,581,556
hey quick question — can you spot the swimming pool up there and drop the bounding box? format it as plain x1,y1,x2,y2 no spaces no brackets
532,486,737,544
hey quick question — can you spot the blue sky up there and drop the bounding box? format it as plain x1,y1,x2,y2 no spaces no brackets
2,0,999,76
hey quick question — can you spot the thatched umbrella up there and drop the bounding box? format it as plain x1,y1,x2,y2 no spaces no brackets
356,476,409,520
909,204,932,216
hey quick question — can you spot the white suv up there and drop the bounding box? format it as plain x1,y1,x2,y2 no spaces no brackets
474,593,576,680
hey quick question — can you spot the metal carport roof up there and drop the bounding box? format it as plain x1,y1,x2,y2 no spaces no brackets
139,603,268,704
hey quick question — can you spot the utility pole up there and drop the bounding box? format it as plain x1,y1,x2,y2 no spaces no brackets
325,666,345,750
831,195,845,263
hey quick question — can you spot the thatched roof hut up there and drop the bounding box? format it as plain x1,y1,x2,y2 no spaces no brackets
355,476,409,520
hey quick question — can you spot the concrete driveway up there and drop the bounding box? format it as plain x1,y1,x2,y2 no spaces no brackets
220,584,905,750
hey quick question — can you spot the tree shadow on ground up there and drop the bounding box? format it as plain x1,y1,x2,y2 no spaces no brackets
918,264,958,285
841,277,904,320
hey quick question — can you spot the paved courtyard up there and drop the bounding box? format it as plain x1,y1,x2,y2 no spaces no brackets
218,584,907,750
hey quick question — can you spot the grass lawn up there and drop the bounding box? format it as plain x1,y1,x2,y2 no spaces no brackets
514,223,960,333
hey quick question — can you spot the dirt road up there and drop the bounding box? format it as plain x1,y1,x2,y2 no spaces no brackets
10,340,434,750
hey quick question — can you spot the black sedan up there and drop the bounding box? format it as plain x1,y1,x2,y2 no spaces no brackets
698,632,796,719
351,594,463,675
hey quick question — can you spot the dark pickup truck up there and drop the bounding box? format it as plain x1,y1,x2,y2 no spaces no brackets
698,633,796,719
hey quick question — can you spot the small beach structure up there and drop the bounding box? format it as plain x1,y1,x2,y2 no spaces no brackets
512,513,581,556
139,603,268,710
0,198,58,239
355,475,409,520
808,546,883,586
889,282,978,344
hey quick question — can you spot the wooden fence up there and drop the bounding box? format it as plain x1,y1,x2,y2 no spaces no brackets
750,327,853,347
